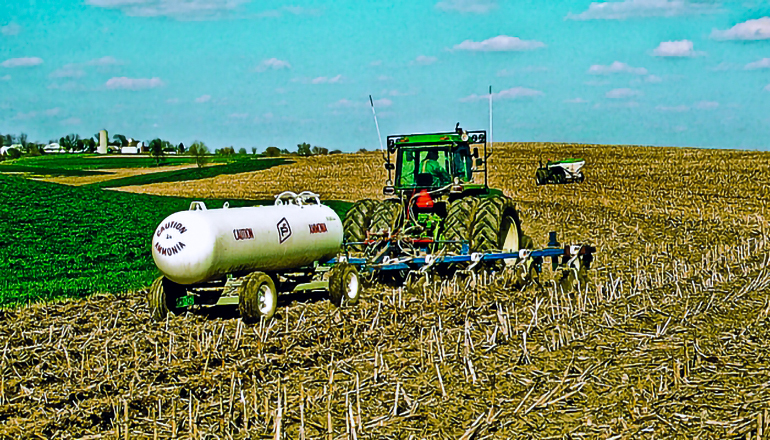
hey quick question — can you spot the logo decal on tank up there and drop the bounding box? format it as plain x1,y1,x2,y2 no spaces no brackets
277,218,292,243
233,228,254,241
309,223,328,234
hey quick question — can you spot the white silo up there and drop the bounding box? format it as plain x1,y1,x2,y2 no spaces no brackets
98,130,108,154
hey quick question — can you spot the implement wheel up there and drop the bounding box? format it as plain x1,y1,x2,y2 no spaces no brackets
329,262,361,307
239,272,278,322
148,276,187,321
343,199,377,250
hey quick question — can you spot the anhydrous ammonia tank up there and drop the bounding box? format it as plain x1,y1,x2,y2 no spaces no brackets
152,192,343,285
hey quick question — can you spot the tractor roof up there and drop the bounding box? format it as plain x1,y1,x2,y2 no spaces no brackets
387,130,487,149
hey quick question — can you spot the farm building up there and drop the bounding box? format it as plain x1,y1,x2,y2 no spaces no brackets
44,143,66,154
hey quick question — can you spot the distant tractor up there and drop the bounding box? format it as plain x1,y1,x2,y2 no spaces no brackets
535,158,586,185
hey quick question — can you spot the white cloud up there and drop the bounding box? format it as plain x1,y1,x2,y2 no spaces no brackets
585,79,611,86
382,89,412,97
588,61,647,75
594,101,640,109
452,35,546,51
711,17,770,41
0,74,10,81
13,111,37,120
435,0,497,14
61,117,82,125
694,100,719,110
105,77,164,90
45,108,61,116
656,104,689,112
311,74,343,84
195,94,211,103
85,0,251,20
377,75,391,81
652,40,704,57
229,113,249,119
49,66,86,78
606,88,642,98
497,66,549,76
166,98,180,104
1,23,22,36
370,60,383,66
645,74,663,83
413,55,438,65
255,58,291,72
2,57,44,68
460,87,543,102
86,56,122,66
329,98,391,108
765,84,770,92
745,58,770,70
567,0,718,20
710,62,738,71
564,98,588,104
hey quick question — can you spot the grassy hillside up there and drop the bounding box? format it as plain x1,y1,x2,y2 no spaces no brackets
0,174,350,306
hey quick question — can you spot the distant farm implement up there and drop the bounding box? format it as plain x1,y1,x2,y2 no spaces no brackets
536,158,586,185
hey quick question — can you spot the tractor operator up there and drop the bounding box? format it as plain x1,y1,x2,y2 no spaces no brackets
421,150,451,187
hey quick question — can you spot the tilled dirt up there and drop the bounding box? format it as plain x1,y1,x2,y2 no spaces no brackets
2,234,770,439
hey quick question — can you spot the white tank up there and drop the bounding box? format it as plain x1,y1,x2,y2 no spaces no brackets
152,192,343,285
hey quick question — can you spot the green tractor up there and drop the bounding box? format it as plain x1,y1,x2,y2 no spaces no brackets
343,124,531,276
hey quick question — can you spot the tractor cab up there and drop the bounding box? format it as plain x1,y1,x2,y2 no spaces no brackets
384,125,488,195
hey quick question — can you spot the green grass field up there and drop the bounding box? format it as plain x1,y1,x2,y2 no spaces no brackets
0,174,351,307
3,153,233,170
87,157,290,188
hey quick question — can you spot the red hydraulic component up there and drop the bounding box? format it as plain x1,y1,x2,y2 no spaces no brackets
416,190,434,208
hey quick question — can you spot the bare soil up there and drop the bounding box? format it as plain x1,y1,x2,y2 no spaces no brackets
3,143,770,438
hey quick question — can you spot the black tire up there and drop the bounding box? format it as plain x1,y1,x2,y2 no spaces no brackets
535,169,547,186
442,197,479,253
239,272,278,322
368,199,402,235
471,196,523,255
576,172,585,183
343,199,377,250
329,262,361,307
148,276,186,321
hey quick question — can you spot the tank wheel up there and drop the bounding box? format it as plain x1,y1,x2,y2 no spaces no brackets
576,172,585,183
148,276,187,321
368,199,402,235
342,199,377,250
535,169,548,186
239,272,278,322
442,197,480,253
329,262,361,307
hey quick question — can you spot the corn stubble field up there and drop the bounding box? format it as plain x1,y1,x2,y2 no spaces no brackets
3,142,770,439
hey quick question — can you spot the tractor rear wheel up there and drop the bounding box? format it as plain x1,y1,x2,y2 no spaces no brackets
329,262,361,307
239,272,278,322
471,196,523,260
368,199,401,235
442,197,480,253
149,276,186,321
343,199,377,249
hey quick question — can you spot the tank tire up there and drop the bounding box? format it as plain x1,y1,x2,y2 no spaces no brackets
535,169,547,186
442,197,480,253
369,199,402,235
329,262,361,307
343,199,377,250
239,272,278,323
148,276,186,321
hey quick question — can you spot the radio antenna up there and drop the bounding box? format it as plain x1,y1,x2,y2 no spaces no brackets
369,95,385,155
488,85,493,157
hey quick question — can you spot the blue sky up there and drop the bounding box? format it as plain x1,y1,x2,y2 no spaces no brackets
1,0,769,151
